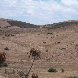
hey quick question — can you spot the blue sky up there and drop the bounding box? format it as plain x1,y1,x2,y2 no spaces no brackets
0,0,78,25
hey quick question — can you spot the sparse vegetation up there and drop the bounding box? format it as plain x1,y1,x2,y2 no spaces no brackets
18,70,26,77
32,73,38,78
47,32,53,35
11,34,15,36
44,21,78,29
46,49,48,52
4,47,9,50
48,68,57,72
61,48,66,50
5,34,10,37
61,68,64,73
43,41,46,44
7,20,39,28
55,41,61,44
0,52,6,65
0,62,8,67
57,42,60,44
29,48,41,60
0,52,7,67
0,19,78,78
76,44,78,46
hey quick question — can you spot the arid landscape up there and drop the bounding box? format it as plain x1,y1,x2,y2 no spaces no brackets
0,18,78,78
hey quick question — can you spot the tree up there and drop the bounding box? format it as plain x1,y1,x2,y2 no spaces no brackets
26,48,41,78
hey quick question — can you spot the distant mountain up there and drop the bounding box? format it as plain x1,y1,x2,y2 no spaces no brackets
43,20,78,29
0,18,39,28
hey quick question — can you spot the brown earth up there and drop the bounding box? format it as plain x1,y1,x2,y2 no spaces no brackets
0,20,78,78
0,19,11,28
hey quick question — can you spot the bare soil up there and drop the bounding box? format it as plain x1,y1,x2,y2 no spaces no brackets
0,25,78,78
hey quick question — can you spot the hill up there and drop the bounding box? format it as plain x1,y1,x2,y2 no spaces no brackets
0,18,78,78
0,18,39,28
43,20,78,29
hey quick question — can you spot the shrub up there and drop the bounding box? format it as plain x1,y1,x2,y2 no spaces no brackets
5,34,10,37
3,63,8,67
0,52,6,65
32,73,38,78
43,41,46,44
76,44,78,46
18,70,25,77
48,67,57,72
11,34,15,36
47,32,53,35
61,68,64,73
0,63,8,67
4,47,9,50
57,42,60,44
30,48,41,60
46,49,48,52
61,48,66,50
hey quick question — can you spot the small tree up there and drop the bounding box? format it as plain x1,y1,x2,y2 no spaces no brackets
27,48,41,78
29,48,41,60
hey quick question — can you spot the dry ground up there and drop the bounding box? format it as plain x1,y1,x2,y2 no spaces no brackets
0,26,78,78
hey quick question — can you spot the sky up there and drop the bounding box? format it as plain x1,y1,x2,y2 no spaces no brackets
0,0,78,25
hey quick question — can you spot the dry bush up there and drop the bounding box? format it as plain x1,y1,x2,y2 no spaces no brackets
18,71,25,77
46,49,48,52
4,47,9,50
0,52,8,67
5,34,10,37
55,41,61,44
43,41,46,44
60,48,66,50
47,32,53,35
32,73,38,78
48,67,57,72
17,70,28,78
0,52,6,64
5,68,15,74
29,48,41,60
76,44,78,47
0,62,8,67
61,68,64,73
11,34,15,36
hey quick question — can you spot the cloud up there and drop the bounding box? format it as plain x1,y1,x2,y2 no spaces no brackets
0,0,78,24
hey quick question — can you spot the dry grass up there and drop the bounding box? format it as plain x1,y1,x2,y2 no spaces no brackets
0,26,78,78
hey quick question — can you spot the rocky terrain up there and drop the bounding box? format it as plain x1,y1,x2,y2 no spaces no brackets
0,19,78,78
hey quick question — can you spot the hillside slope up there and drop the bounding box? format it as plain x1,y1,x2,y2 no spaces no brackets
0,18,38,28
0,19,78,78
43,20,78,29
0,19,11,28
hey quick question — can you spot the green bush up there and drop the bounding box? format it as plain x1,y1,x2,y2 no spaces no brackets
48,67,57,72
